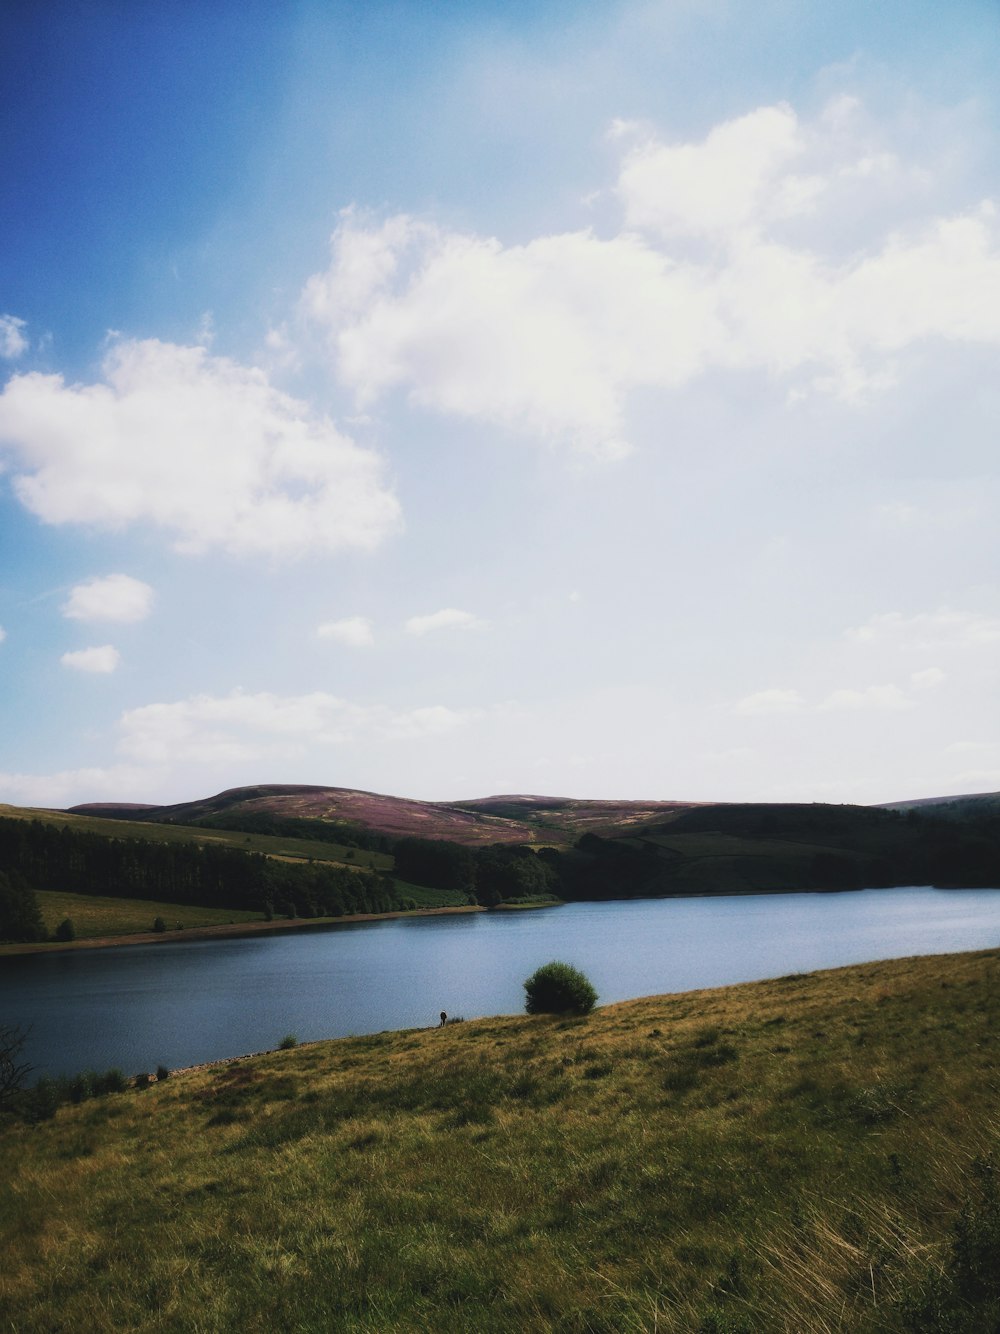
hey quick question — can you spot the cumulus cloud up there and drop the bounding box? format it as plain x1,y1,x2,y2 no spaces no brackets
316,615,375,647
737,682,919,715
0,338,400,557
404,608,488,636
0,764,152,809
0,314,28,359
116,689,473,765
617,103,812,239
733,688,805,715
911,667,947,690
847,609,1000,650
61,645,121,673
819,684,913,712
301,99,1000,454
62,573,154,623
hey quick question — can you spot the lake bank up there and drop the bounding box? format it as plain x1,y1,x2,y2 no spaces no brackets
0,901,486,958
4,946,999,1332
6,885,1000,1081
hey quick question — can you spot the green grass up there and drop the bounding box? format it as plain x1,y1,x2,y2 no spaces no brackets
0,803,394,872
3,948,999,1330
391,879,470,909
35,890,264,939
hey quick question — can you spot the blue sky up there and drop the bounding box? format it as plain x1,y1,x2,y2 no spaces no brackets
2,0,999,808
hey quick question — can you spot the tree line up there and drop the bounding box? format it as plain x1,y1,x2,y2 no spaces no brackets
0,818,399,943
5,798,1000,945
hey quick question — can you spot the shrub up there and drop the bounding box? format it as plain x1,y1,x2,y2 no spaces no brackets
97,1068,127,1094
134,1071,151,1089
156,1064,170,1081
523,961,598,1016
279,1034,298,1050
152,917,166,933
0,1022,32,1111
68,1072,95,1103
54,918,75,942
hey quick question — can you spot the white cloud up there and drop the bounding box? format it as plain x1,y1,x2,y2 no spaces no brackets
61,645,121,674
404,607,488,636
62,573,154,623
847,609,1000,650
911,667,946,690
300,99,1000,454
0,314,28,359
617,103,810,239
304,212,720,459
379,704,473,740
733,688,805,715
819,684,913,712
737,682,918,715
116,689,473,765
0,338,400,557
0,625,5,644
316,615,375,648
0,764,153,809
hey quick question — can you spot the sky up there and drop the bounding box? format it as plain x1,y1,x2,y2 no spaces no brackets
1,0,999,810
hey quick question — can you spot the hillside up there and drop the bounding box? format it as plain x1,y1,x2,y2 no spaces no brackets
881,790,1000,820
3,949,999,1331
68,783,702,847
6,786,1000,950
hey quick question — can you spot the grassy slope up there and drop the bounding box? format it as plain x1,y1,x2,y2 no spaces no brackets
35,890,264,939
3,949,998,1332
0,803,394,871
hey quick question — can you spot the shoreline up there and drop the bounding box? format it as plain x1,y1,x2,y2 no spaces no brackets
4,885,980,959
0,904,485,958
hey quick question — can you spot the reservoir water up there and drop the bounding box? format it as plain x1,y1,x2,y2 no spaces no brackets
4,885,999,1078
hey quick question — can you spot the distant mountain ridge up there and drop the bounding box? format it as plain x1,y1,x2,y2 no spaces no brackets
879,791,1000,819
67,783,705,847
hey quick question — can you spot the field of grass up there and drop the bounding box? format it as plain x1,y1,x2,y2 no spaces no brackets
3,948,999,1331
35,890,264,940
393,879,471,909
0,804,394,872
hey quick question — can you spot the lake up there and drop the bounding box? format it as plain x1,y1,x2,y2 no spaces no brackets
4,886,1000,1078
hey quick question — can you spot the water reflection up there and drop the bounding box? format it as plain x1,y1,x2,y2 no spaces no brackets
3,886,998,1077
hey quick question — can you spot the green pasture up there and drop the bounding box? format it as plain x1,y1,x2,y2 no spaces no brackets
34,890,264,940
3,948,998,1331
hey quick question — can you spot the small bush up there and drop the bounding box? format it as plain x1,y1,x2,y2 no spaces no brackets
54,918,75,942
152,917,166,933
524,961,598,1016
134,1071,151,1089
98,1069,128,1094
279,1034,298,1050
68,1072,95,1103
156,1064,170,1081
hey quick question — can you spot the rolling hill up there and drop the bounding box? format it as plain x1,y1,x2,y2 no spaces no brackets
69,783,704,847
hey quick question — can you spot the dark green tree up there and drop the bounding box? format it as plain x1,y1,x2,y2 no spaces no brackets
524,961,598,1015
0,869,45,943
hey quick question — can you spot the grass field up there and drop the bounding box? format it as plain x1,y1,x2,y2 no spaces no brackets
35,890,264,939
0,803,394,872
3,948,998,1331
394,879,470,909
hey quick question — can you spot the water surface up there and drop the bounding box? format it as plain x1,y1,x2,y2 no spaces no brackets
4,886,999,1077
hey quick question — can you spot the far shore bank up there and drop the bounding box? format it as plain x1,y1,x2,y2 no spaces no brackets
0,904,487,958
